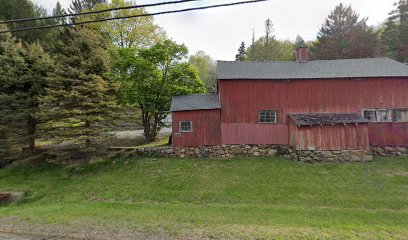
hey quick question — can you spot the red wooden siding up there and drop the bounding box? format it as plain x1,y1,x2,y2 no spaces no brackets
368,123,408,146
289,121,370,150
219,78,408,146
221,123,288,145
172,109,221,147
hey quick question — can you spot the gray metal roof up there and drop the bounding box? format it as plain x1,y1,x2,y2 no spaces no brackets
170,94,221,112
289,113,370,126
217,58,408,80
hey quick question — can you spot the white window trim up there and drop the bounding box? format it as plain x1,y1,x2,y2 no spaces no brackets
362,108,394,123
179,121,193,132
259,110,278,124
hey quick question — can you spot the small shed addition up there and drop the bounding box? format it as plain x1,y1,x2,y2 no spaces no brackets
289,113,370,150
171,94,221,147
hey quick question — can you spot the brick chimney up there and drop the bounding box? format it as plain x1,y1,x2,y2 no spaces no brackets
296,45,308,63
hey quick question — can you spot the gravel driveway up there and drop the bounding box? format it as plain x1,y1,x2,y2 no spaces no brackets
108,127,172,139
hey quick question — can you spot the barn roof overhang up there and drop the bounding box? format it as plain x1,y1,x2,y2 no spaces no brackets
289,113,370,127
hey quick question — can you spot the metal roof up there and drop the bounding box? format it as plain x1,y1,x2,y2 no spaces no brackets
289,113,370,126
170,94,221,112
217,58,408,80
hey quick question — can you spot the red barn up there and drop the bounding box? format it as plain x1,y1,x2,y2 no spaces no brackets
171,47,408,150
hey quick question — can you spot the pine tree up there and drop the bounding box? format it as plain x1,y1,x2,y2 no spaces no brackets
0,27,54,155
52,1,67,24
69,0,107,14
41,27,117,154
295,35,307,48
312,3,378,60
382,0,408,62
264,18,275,60
235,41,247,61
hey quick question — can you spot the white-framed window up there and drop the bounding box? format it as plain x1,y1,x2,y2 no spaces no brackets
259,110,277,123
394,109,408,122
362,109,393,122
179,121,192,132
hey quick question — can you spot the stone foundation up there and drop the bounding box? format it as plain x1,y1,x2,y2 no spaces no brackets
284,148,373,163
371,146,408,156
110,144,287,158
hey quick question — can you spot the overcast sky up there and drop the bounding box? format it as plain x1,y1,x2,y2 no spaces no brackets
31,0,395,60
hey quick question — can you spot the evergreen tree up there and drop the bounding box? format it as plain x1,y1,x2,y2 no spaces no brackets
41,27,117,154
382,0,408,62
311,3,378,60
0,27,54,155
52,1,67,24
235,41,247,61
295,35,307,48
69,0,107,14
0,0,51,43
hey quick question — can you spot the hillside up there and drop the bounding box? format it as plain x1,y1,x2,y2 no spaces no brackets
1,156,407,239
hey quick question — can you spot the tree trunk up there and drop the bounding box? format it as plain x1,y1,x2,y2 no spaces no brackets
27,115,36,153
84,120,91,147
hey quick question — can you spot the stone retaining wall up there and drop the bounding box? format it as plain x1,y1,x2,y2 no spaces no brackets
110,144,287,158
371,146,408,156
283,149,373,163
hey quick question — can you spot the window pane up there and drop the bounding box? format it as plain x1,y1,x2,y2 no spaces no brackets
363,110,376,122
180,121,192,132
376,110,392,122
259,110,277,123
395,109,408,122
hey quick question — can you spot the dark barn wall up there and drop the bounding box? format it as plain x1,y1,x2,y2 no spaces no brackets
289,121,370,150
219,78,408,146
172,109,221,147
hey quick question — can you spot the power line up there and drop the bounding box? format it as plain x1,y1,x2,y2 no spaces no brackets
0,0,271,34
0,0,203,25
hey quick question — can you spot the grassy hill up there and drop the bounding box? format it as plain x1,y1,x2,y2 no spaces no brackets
1,156,407,239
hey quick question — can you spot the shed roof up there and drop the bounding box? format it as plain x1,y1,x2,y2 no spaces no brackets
170,94,221,112
217,58,408,80
289,113,370,126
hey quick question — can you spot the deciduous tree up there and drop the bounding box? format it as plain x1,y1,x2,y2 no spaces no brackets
111,40,206,141
81,0,165,48
189,51,217,93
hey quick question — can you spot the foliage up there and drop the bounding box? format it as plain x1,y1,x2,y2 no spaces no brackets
0,157,407,238
79,0,165,48
69,0,107,14
52,1,67,24
111,40,206,141
40,27,117,155
295,35,307,48
235,41,247,61
381,0,408,62
0,28,54,156
245,19,295,61
246,37,295,61
311,3,379,60
0,0,52,43
189,51,217,93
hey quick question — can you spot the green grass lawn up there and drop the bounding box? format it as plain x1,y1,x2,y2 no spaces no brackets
1,156,407,239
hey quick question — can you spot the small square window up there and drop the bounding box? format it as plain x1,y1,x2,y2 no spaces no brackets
179,121,192,132
259,110,277,123
394,109,408,122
